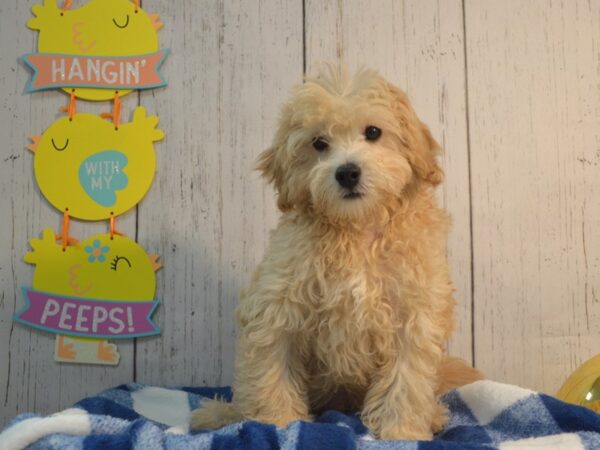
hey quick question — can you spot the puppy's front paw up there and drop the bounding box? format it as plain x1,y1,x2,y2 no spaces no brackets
190,399,241,430
374,403,447,440
255,412,312,428
378,425,433,441
430,402,449,434
363,414,434,441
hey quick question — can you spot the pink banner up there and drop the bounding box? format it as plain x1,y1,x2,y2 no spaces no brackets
15,288,160,339
22,50,169,92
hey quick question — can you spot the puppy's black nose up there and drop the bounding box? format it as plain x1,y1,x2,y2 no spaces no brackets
335,163,361,190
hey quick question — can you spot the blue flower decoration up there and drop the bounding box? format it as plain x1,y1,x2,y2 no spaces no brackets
85,240,110,263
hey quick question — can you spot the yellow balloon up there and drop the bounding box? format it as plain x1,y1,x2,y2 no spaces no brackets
32,107,163,220
28,0,161,100
556,354,600,413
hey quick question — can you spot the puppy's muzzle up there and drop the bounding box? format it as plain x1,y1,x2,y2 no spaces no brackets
335,163,361,191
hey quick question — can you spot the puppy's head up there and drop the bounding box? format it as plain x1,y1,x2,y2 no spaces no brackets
258,66,442,223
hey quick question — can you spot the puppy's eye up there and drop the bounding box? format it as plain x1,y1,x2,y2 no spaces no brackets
365,126,382,141
312,137,329,152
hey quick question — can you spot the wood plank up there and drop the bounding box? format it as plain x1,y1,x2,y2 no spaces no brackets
466,0,600,393
135,0,302,387
305,0,473,363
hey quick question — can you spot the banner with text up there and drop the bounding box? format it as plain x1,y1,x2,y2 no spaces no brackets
15,288,160,339
22,50,169,92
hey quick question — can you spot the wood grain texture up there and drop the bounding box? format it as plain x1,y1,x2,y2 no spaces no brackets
304,0,473,362
466,0,600,393
134,0,302,387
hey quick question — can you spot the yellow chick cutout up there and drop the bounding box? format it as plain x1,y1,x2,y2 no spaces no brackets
28,0,163,101
25,229,161,365
29,107,163,220
24,103,164,363
18,0,167,365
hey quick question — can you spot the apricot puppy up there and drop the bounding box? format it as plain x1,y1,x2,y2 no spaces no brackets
191,66,481,440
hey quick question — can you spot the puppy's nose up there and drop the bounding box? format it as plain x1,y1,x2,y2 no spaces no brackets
335,163,361,190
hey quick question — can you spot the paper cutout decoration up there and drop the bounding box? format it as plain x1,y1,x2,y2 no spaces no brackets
55,335,121,365
23,51,169,94
19,287,160,338
25,0,167,100
16,229,161,365
20,0,168,365
29,106,163,220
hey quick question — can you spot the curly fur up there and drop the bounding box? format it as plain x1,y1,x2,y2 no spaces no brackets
190,66,483,440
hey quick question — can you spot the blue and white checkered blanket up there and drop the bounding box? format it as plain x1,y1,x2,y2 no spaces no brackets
2,380,600,449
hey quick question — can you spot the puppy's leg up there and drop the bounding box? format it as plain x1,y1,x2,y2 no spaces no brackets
361,314,445,440
190,314,309,430
233,322,311,427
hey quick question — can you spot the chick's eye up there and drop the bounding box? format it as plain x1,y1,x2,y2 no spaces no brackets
110,256,132,271
365,126,382,141
312,137,329,152
51,138,69,151
112,15,130,29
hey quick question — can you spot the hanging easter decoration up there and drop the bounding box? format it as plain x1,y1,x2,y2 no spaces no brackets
29,107,163,220
23,0,168,100
16,229,161,364
15,0,169,365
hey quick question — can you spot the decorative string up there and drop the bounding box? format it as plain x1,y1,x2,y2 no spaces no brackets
133,0,140,13
61,0,73,11
109,212,123,239
60,209,70,251
59,90,76,119
113,92,121,129
68,89,76,120
100,92,122,129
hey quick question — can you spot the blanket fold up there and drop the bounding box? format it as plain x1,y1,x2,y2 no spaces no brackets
1,380,599,449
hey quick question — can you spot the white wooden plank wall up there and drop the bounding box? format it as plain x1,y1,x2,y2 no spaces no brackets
466,0,600,392
1,0,599,426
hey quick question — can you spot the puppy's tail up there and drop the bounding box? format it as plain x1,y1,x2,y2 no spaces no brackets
190,398,242,430
437,356,484,395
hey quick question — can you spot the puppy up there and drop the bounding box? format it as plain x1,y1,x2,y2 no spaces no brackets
191,66,482,440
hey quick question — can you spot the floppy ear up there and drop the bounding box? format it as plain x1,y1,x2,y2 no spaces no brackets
256,144,293,212
386,82,444,186
256,102,298,211
411,120,444,186
255,146,276,181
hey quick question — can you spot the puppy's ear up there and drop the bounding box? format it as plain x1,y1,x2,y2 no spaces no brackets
256,146,293,212
256,146,277,181
411,121,444,186
386,82,444,186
